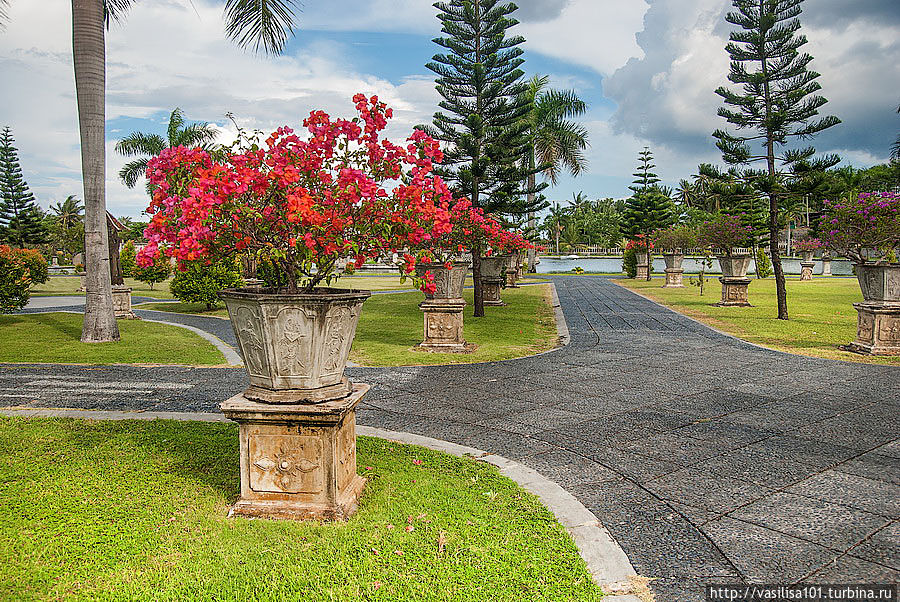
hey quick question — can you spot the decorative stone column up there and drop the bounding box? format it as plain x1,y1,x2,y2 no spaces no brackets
418,299,472,352
480,255,507,306
843,263,900,355
635,252,649,280
221,384,369,521
822,257,832,276
663,253,685,288
112,285,137,319
799,251,814,281
505,254,519,288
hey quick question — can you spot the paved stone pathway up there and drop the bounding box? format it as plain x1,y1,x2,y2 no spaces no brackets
3,276,898,600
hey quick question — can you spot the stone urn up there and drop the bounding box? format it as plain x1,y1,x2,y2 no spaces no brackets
415,262,472,353
715,254,752,307
635,252,649,280
219,287,372,520
505,253,520,288
662,252,685,288
480,255,508,306
799,251,815,281
845,263,900,355
516,250,526,279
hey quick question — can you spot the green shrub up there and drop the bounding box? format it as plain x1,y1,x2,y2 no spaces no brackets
17,248,48,284
120,241,136,278
256,258,291,289
170,260,244,309
755,247,772,279
0,245,32,312
133,255,172,290
623,248,637,278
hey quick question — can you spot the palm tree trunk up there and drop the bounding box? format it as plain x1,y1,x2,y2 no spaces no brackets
73,0,120,342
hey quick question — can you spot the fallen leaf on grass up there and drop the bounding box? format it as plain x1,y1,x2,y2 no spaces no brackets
412,458,423,465
394,550,404,556
437,531,447,554
405,525,415,533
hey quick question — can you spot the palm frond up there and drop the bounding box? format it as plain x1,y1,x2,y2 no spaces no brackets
166,108,186,144
0,0,9,30
224,0,301,56
114,132,166,157
104,0,136,27
119,158,150,189
176,122,220,148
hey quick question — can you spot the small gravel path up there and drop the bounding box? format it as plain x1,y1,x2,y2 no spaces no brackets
3,275,898,600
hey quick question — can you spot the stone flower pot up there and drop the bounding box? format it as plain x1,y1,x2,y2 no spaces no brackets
480,255,508,280
663,253,684,270
635,252,648,265
220,287,371,403
716,254,751,278
416,261,468,300
855,263,900,303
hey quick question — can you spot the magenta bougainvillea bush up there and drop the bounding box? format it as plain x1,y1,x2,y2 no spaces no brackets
820,191,900,263
698,213,754,255
793,237,824,253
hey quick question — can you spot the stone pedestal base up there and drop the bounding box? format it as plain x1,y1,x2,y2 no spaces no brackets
822,259,832,276
800,262,814,281
416,299,473,353
636,264,649,280
843,303,900,356
716,277,752,307
505,270,519,288
663,268,684,288
481,278,505,306
221,384,369,521
112,286,137,319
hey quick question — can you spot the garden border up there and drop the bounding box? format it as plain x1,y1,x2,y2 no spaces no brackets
0,406,641,600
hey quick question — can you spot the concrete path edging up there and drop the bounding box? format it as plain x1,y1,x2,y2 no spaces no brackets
139,317,243,366
0,406,641,600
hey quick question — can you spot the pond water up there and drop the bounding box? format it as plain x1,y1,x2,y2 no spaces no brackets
536,256,854,276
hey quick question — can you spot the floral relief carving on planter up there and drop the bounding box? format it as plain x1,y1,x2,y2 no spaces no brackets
235,305,267,379
273,307,313,376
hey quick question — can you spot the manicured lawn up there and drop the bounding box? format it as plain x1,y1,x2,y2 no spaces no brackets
31,276,176,299
617,276,900,365
350,284,559,367
0,313,226,365
0,417,603,601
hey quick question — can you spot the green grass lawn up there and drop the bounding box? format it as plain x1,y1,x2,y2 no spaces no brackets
0,417,603,601
350,284,558,367
31,276,176,299
0,313,226,365
617,276,899,365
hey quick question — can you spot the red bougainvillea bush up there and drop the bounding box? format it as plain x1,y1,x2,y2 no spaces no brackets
820,191,900,264
490,229,534,256
625,235,652,252
138,94,454,294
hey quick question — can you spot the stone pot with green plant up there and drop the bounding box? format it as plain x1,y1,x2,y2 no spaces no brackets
822,191,900,355
651,225,698,288
699,214,755,306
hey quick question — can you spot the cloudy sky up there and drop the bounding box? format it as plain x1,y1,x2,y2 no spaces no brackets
1,0,897,219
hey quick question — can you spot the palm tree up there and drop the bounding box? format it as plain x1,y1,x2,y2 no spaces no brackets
50,195,84,230
116,108,219,189
546,201,569,255
3,0,301,342
520,75,589,269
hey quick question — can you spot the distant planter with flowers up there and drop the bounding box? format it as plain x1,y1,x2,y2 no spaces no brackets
651,225,698,287
793,237,824,263
625,236,653,279
821,191,900,355
138,94,456,520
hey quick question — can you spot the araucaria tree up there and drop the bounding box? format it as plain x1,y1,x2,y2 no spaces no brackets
713,0,840,320
0,127,46,247
621,147,674,280
426,0,545,317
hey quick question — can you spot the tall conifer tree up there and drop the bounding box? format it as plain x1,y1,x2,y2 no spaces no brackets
426,0,546,317
621,147,674,280
713,0,840,320
0,126,46,247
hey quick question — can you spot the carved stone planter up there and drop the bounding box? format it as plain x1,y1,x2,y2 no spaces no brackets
715,255,752,307
844,263,900,355
415,262,472,352
505,254,520,287
220,287,370,404
480,255,508,306
221,383,369,520
635,252,649,280
516,250,525,278
800,262,815,281
112,285,137,319
663,253,684,288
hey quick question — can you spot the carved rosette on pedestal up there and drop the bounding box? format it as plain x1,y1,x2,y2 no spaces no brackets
480,255,508,306
843,263,900,356
221,384,369,520
662,253,684,288
415,262,473,353
715,255,752,307
112,285,137,319
218,287,373,521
